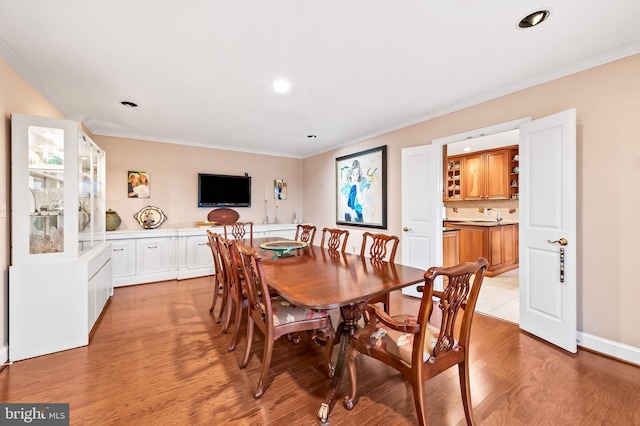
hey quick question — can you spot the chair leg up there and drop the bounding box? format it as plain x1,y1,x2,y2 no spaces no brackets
458,361,475,426
411,376,429,426
221,295,233,334
254,337,273,399
227,299,244,352
240,317,254,369
209,278,219,313
216,282,228,324
342,346,359,410
383,293,390,314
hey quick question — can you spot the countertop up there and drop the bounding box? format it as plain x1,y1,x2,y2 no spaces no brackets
443,220,519,227
443,227,460,232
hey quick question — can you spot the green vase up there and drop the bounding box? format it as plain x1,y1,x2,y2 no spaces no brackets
106,209,122,231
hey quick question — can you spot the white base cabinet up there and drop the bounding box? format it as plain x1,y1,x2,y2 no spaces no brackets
9,242,113,362
106,224,298,286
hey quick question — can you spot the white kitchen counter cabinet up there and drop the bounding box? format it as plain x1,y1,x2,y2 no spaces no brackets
106,223,298,286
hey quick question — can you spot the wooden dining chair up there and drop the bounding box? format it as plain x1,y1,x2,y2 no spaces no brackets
343,258,488,425
295,224,317,245
320,228,349,252
218,235,248,352
224,221,253,241
233,242,335,399
206,231,227,323
360,232,400,314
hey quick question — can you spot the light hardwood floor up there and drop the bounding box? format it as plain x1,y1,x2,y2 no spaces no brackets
1,277,639,425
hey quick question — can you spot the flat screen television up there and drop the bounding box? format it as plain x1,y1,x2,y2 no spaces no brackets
198,173,251,207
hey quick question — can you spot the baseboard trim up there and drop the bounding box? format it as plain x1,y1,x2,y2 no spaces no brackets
578,331,640,366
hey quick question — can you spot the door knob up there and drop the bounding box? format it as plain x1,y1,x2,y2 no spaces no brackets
403,226,412,232
548,238,568,246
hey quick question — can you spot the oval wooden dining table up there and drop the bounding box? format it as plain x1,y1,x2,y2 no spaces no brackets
240,237,426,423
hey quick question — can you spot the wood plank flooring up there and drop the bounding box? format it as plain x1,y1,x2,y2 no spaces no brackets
1,277,639,425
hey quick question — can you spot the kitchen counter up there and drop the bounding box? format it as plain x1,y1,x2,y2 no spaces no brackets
444,220,518,227
443,226,460,232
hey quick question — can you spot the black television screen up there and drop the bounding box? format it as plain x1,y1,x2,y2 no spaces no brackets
198,173,251,207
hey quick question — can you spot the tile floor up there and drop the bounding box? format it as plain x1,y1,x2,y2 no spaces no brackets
475,268,519,324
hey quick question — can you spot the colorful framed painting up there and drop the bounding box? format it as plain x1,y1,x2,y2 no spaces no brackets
335,145,387,229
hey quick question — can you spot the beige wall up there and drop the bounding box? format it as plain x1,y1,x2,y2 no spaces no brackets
0,57,64,356
2,52,639,360
304,54,640,349
91,135,304,230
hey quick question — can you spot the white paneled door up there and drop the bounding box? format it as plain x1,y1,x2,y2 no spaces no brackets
401,144,442,296
519,109,577,353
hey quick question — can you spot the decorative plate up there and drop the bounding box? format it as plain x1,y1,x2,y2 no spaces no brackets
259,240,308,257
207,208,239,225
134,206,167,229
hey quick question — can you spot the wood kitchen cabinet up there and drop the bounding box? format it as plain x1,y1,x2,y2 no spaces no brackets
443,230,459,268
462,147,511,200
444,222,519,277
489,225,518,272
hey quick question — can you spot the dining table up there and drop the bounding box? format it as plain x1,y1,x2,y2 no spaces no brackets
241,237,426,423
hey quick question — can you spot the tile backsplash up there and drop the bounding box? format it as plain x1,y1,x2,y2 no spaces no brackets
444,200,519,222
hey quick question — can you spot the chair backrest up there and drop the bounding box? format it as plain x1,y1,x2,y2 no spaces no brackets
218,235,243,303
295,224,317,245
418,258,488,361
233,242,271,327
320,228,349,253
224,221,253,241
206,230,225,284
360,232,399,263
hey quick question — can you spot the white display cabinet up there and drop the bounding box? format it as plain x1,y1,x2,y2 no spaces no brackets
9,113,113,361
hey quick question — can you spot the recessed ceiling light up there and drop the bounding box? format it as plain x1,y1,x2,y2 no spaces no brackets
307,135,317,139
518,10,550,28
273,80,290,93
121,101,138,107
463,147,472,152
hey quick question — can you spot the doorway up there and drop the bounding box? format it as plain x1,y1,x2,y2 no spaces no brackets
437,120,528,324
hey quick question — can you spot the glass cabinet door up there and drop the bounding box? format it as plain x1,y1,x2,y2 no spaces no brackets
11,113,105,265
78,131,106,255
27,125,68,255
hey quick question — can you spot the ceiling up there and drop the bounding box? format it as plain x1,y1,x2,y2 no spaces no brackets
1,1,639,159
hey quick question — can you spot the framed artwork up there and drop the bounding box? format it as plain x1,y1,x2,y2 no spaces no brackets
336,145,387,229
274,179,287,200
128,171,150,198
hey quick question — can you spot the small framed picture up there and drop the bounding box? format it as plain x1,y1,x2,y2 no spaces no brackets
274,179,287,200
128,171,150,198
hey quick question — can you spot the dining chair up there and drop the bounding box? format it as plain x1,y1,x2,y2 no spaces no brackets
320,228,349,253
343,258,488,425
224,221,253,241
233,242,335,399
360,232,400,314
218,235,248,352
295,224,317,245
206,231,227,323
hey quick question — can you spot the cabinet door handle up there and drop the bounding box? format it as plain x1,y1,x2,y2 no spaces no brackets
197,242,208,246
147,245,158,249
113,248,124,251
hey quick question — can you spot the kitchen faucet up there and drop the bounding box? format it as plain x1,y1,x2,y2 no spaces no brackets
487,208,503,224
